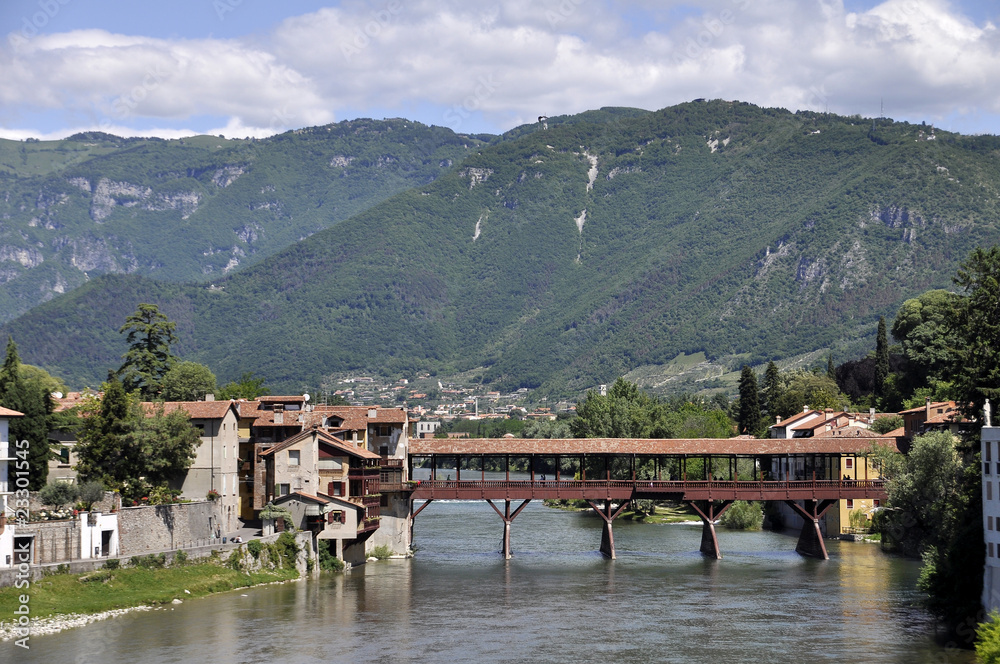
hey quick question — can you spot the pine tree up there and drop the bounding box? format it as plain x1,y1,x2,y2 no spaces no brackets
737,365,761,436
117,303,178,398
761,361,783,420
952,246,1000,423
875,316,889,401
827,354,836,381
0,337,53,489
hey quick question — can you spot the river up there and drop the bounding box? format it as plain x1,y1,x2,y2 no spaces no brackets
8,500,976,663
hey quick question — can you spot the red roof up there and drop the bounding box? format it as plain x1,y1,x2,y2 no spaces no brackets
259,427,382,460
772,410,822,428
0,406,23,417
143,400,239,420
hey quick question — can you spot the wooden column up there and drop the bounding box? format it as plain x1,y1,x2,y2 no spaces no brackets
486,499,531,559
688,500,734,559
784,499,837,559
587,499,629,559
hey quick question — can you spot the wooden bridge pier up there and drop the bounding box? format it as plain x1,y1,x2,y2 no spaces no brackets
586,500,629,559
486,499,531,559
785,499,837,559
687,500,735,559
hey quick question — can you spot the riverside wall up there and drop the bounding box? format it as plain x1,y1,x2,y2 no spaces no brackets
118,501,222,555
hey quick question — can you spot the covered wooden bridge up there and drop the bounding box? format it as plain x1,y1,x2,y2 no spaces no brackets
407,436,895,560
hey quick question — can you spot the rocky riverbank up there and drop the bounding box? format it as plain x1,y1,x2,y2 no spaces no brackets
0,605,153,642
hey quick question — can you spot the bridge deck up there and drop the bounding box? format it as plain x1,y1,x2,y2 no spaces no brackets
410,478,886,502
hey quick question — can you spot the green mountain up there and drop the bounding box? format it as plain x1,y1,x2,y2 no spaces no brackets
0,120,488,321
5,101,1000,397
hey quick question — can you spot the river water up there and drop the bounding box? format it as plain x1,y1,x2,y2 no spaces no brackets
9,500,976,664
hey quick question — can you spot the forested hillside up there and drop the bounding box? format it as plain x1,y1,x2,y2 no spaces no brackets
5,101,1000,397
0,121,487,321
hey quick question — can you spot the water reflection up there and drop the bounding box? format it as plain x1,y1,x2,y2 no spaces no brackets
7,501,976,664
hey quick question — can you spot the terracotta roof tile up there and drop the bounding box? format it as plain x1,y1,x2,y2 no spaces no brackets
0,406,23,417
142,400,238,420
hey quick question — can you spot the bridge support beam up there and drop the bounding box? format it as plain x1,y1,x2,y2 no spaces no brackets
409,499,434,546
688,500,734,559
784,499,837,559
586,500,630,559
486,499,531,559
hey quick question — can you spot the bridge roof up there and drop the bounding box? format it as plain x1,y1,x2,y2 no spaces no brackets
410,436,900,456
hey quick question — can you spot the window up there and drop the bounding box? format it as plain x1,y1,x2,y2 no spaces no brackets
988,441,994,463
846,499,854,509
319,458,342,470
873,499,881,507
288,450,300,466
845,458,853,469
989,482,994,502
276,483,290,497
329,511,345,524
990,516,994,531
58,447,70,464
991,542,995,558
222,475,227,495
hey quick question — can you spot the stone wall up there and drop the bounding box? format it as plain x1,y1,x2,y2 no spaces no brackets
19,521,79,565
118,501,222,555
369,494,411,555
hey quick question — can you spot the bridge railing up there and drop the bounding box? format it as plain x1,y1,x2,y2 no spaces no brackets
409,479,885,491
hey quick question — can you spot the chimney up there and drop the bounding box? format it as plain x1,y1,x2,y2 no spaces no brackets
925,396,931,420
803,406,809,413
869,407,875,418
368,408,377,419
776,416,781,424
205,393,215,401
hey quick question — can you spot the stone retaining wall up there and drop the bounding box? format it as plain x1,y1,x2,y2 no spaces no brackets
19,520,79,565
118,501,222,555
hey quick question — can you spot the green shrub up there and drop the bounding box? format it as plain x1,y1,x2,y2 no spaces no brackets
173,550,188,566
720,501,764,530
129,553,166,569
318,540,344,572
226,549,243,571
274,532,299,569
40,482,78,511
848,508,869,530
977,612,1000,664
247,539,263,559
102,558,121,570
370,544,393,560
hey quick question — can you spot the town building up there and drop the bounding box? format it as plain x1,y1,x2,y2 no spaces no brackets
0,407,23,569
983,421,1000,612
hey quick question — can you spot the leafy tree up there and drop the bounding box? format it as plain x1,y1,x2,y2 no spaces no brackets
75,374,198,496
522,419,572,438
161,361,217,401
570,378,666,438
870,414,903,434
39,481,78,511
77,481,107,511
875,316,889,401
736,365,761,435
19,364,66,397
0,337,53,489
117,303,178,399
891,289,963,390
951,246,1000,424
772,370,848,418
217,372,270,400
662,402,733,438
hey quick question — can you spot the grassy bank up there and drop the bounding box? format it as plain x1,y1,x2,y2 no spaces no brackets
0,559,300,619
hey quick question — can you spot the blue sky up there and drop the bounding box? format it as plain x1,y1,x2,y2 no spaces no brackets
2,0,999,139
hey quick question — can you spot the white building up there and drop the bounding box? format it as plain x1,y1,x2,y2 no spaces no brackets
983,423,1000,612
0,406,24,569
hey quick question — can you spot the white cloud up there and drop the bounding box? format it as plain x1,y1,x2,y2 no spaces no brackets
2,0,1000,139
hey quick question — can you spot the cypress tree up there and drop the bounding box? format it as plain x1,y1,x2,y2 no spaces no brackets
737,365,761,436
0,337,52,489
761,361,782,420
875,316,889,400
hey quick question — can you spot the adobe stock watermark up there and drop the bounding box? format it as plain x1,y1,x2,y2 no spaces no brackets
341,1,404,63
443,73,502,132
671,0,750,66
546,0,588,29
10,438,32,649
7,0,73,49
